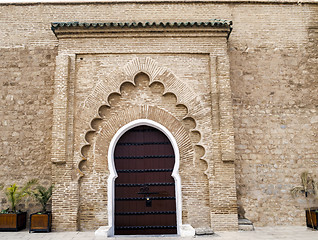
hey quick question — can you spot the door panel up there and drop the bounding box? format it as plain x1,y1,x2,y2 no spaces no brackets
114,125,177,235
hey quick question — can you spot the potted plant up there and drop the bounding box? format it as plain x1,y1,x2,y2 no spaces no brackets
0,179,37,231
291,172,318,230
29,184,54,233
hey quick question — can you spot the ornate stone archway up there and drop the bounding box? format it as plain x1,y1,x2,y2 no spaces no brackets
92,111,193,236
51,20,237,233
77,57,203,179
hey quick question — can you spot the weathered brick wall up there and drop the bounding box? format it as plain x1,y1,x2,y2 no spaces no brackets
229,5,318,226
0,1,317,231
0,46,56,215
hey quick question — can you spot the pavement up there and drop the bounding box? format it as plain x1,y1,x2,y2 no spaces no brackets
0,226,317,240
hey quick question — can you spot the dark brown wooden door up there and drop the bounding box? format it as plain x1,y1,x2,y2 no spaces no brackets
114,125,177,235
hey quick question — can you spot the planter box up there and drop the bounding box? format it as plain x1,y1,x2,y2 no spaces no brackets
0,212,27,231
29,212,52,233
306,209,318,229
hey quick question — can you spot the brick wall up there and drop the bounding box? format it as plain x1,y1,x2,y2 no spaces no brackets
0,46,56,215
0,1,317,231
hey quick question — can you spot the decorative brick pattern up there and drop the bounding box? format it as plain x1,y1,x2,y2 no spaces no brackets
77,62,212,230
80,57,198,161
51,55,70,164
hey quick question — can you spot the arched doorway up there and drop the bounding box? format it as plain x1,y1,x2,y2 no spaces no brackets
114,125,177,235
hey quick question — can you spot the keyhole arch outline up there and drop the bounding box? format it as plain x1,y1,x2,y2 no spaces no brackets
107,119,182,236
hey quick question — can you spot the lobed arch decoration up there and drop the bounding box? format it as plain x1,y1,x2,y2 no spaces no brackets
91,107,194,236
92,105,194,170
51,21,236,233
77,57,212,180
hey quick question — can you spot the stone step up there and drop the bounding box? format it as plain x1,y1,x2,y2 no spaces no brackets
238,218,255,231
195,228,214,235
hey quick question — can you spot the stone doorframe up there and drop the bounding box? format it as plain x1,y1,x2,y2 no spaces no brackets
90,104,197,236
51,20,237,232
106,119,183,236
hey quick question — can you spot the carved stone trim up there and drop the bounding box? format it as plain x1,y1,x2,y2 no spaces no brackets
216,55,235,162
77,57,210,180
103,118,188,236
51,54,70,164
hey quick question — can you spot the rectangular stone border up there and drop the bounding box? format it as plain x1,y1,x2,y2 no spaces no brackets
51,27,237,231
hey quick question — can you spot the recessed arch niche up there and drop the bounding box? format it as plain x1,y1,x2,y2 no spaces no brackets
90,107,195,237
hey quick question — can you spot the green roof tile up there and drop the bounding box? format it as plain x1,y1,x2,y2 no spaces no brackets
51,20,232,32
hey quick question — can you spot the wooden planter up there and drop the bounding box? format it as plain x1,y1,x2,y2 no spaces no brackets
306,209,318,229
29,212,52,233
0,212,27,231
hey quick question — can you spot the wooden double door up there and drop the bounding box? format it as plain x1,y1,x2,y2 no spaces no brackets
114,125,177,235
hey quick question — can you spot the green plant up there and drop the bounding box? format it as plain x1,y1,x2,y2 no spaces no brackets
313,181,318,200
31,184,54,213
2,179,38,213
291,172,314,198
291,171,317,230
0,183,4,213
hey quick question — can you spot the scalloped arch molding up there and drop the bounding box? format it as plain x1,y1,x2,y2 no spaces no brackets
93,115,193,237
79,57,212,177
